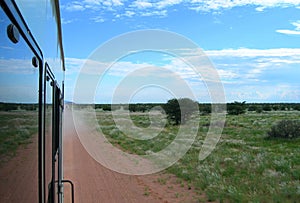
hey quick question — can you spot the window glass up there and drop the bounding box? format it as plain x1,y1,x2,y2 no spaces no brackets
0,7,39,202
15,0,64,84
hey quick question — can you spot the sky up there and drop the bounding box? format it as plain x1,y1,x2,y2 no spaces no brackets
60,0,300,103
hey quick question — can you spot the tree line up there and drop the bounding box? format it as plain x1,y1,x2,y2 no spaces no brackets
0,103,38,111
94,101,300,114
94,99,300,126
3,101,298,115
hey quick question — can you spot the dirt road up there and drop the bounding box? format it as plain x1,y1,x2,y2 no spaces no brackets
63,109,201,203
0,136,38,203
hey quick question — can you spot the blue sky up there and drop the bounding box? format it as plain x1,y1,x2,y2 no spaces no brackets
60,0,300,103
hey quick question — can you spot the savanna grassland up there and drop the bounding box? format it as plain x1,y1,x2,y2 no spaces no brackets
96,109,300,202
0,110,38,163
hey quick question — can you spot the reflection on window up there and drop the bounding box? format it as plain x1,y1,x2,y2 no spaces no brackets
0,7,38,203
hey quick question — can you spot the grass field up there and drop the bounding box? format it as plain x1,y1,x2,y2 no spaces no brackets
97,110,300,202
0,111,38,163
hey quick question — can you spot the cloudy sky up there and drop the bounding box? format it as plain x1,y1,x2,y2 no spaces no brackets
60,0,300,103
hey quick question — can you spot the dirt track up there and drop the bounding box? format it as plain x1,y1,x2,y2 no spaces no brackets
63,109,201,203
0,109,202,203
0,136,38,203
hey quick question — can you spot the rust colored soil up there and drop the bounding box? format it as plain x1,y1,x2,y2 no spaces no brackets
0,136,38,203
63,109,203,203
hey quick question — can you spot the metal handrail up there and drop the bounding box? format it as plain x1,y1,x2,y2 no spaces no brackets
55,179,74,203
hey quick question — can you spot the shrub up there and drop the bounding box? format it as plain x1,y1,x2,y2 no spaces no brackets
267,120,300,139
247,105,257,112
199,104,211,115
255,107,263,113
293,104,300,111
227,101,246,115
262,105,272,111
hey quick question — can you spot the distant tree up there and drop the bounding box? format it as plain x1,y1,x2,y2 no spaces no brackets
294,104,300,111
227,101,247,115
0,103,18,111
280,105,286,111
102,104,112,111
136,104,147,112
164,99,180,125
272,105,279,111
21,104,37,111
164,98,198,125
199,104,211,115
129,104,136,112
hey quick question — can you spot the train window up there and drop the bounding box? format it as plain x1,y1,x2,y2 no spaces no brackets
15,0,64,84
0,6,39,203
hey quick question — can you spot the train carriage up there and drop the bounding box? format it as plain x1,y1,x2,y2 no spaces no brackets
0,0,72,202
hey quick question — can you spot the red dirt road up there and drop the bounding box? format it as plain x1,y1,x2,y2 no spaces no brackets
0,136,38,203
63,109,201,203
0,109,202,203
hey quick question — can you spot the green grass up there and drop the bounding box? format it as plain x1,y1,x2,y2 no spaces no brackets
0,111,38,162
143,186,150,196
97,112,178,155
97,110,300,202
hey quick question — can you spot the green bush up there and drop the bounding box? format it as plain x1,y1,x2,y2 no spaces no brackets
267,120,300,139
227,101,246,115
164,98,198,125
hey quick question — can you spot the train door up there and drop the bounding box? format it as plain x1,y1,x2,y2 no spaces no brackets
45,64,64,203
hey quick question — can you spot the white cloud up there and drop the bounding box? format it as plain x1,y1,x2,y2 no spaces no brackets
66,57,156,77
217,69,239,79
276,20,300,35
91,16,106,23
141,10,168,17
83,0,101,5
130,0,182,10
202,47,300,85
112,0,124,6
63,0,300,22
101,48,300,86
190,0,300,12
292,20,300,29
132,1,153,9
64,58,102,74
255,6,266,12
64,0,124,13
66,57,200,103
225,83,300,102
124,11,136,17
65,3,85,11
61,18,77,24
156,0,183,9
206,48,300,58
83,0,123,7
64,46,300,103
276,29,300,35
0,59,37,74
